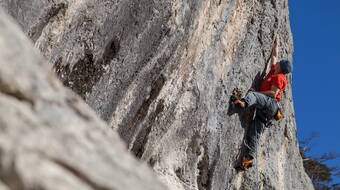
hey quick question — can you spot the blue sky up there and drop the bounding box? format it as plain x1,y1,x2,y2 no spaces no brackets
289,0,340,184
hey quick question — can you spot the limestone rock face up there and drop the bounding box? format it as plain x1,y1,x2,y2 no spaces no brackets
1,0,314,190
0,9,167,190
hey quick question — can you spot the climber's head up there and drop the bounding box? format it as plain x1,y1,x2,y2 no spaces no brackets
276,59,292,74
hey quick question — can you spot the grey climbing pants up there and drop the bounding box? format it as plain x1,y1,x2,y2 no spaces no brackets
242,91,279,159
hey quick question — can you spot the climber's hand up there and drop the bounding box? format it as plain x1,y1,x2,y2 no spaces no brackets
274,36,279,46
269,37,279,68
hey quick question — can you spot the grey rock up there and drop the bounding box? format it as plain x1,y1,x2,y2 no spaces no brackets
0,9,168,190
1,0,314,190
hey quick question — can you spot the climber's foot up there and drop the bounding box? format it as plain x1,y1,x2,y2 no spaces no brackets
241,158,253,169
233,99,246,109
228,95,246,115
235,156,253,171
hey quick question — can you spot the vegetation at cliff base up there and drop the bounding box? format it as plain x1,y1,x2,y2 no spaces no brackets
300,132,340,190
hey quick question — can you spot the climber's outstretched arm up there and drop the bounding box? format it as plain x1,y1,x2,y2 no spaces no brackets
271,38,279,65
265,38,279,75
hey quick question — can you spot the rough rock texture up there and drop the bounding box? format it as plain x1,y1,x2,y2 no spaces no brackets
1,0,315,190
0,9,167,190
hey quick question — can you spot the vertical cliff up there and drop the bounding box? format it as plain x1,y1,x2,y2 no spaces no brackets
0,0,314,189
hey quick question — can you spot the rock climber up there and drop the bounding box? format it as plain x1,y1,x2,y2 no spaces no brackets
232,37,293,170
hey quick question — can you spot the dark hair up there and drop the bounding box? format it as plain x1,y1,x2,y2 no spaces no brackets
279,60,293,74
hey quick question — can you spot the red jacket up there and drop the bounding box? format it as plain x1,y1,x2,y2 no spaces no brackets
260,65,287,101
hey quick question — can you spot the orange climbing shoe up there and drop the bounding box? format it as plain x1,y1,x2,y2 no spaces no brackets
275,109,284,120
241,158,253,169
233,99,246,109
235,156,253,171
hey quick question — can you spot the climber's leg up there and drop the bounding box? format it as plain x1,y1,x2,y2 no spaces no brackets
242,91,278,117
236,116,266,170
231,91,277,115
243,115,266,160
243,91,270,109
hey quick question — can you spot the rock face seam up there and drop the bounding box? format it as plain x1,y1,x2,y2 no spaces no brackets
45,156,111,190
28,1,67,43
0,81,34,106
